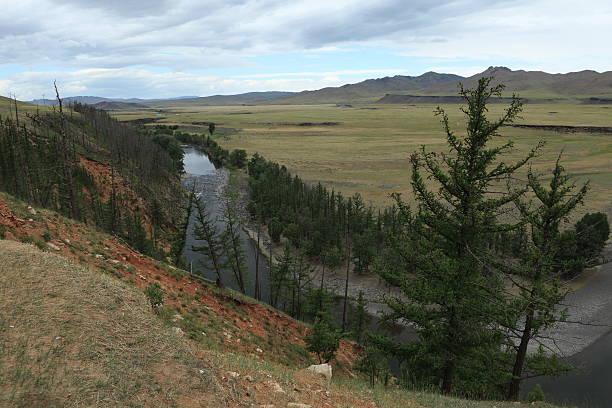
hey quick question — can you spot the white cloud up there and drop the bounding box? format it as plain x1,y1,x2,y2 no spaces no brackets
0,0,610,97
1,68,356,100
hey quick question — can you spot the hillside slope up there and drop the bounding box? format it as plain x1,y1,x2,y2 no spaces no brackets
0,192,560,408
0,239,218,408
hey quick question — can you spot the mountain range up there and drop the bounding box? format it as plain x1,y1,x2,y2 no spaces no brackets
22,67,612,108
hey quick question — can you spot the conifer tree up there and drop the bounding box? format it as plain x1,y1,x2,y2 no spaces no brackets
192,197,225,288
220,196,247,293
505,157,587,400
377,77,539,395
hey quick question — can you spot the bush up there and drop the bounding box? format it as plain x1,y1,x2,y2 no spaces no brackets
304,313,342,363
229,149,247,168
527,384,545,402
575,212,610,262
268,217,282,243
144,282,164,311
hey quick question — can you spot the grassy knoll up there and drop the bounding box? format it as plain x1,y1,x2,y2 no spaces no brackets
112,101,612,218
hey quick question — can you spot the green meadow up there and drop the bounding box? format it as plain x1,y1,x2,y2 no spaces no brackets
115,101,612,218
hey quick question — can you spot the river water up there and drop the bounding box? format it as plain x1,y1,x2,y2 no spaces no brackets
180,145,607,407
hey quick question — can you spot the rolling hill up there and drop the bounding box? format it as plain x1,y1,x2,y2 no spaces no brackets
268,72,463,104
143,91,296,107
269,67,612,104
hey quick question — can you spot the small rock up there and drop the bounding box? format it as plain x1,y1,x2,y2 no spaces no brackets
47,242,61,251
109,259,120,264
245,375,255,382
227,371,240,378
138,274,147,281
287,404,312,408
27,206,37,215
9,325,15,328
198,369,206,374
268,381,285,394
55,336,61,340
64,239,70,244
172,314,184,322
172,327,184,336
256,347,263,354
95,254,104,259
306,363,332,381
27,218,33,222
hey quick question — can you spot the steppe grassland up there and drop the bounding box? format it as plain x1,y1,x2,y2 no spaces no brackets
114,103,612,217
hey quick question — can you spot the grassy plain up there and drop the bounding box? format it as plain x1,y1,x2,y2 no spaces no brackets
114,101,611,218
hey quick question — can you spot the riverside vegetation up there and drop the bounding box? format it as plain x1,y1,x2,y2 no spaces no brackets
0,79,609,406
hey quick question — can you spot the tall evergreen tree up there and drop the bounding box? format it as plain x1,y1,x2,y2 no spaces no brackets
376,77,539,395
220,196,247,293
192,197,225,288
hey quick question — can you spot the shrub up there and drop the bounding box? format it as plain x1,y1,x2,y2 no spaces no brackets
229,149,247,168
268,217,282,243
304,313,342,363
527,384,545,402
575,212,610,262
144,282,164,311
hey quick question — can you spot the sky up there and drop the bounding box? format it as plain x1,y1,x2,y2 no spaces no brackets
1,0,611,100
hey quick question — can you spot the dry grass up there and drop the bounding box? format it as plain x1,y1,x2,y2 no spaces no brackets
0,240,215,408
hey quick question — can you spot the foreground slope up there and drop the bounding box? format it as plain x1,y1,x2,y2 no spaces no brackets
0,240,216,408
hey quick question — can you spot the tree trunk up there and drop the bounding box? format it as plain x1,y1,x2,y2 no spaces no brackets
441,359,455,394
507,308,534,400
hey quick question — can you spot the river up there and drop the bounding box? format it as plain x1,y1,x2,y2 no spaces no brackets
180,145,611,407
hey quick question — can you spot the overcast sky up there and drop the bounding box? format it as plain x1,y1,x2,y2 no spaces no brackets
1,0,611,99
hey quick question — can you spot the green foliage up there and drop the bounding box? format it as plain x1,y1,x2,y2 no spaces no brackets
191,197,224,287
355,345,390,387
527,384,546,403
229,149,247,168
376,77,538,397
575,212,609,262
267,217,282,243
42,231,52,242
220,197,247,293
304,313,342,364
350,291,368,343
144,282,164,311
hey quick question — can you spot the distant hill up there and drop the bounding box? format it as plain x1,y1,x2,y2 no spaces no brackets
415,66,612,99
92,101,149,110
28,95,199,106
376,94,562,104
143,91,296,107
270,72,463,104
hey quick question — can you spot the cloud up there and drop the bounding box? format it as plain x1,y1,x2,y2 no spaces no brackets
0,67,363,100
0,0,610,97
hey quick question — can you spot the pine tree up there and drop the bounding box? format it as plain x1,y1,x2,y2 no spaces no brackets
505,157,587,400
192,197,225,288
377,77,539,395
220,196,247,293
305,313,342,364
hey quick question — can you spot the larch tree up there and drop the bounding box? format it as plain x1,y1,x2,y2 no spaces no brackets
377,77,540,395
505,157,588,400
